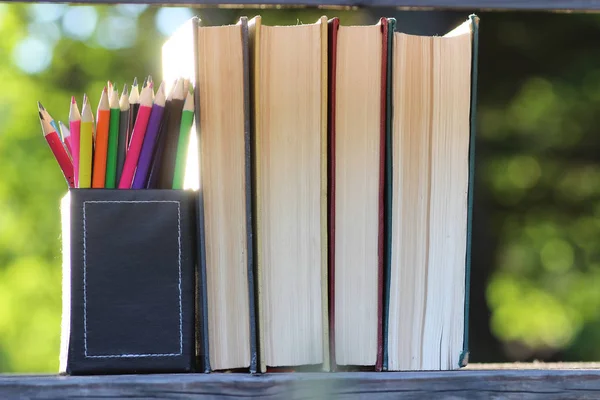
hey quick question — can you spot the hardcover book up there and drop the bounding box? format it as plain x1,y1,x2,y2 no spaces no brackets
383,15,479,371
327,17,388,371
249,16,330,372
162,16,258,373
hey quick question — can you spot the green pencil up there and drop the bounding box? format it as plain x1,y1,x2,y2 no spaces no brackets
105,86,121,188
172,89,195,189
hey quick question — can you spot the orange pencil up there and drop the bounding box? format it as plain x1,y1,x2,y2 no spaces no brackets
92,87,110,188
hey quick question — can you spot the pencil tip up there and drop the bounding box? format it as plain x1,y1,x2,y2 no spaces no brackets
37,101,45,111
71,96,76,104
133,77,138,86
148,75,153,83
103,86,107,93
123,83,128,95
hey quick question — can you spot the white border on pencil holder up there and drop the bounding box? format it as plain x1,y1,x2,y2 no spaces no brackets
82,200,183,359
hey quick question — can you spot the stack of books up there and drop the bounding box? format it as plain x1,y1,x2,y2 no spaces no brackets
161,14,478,373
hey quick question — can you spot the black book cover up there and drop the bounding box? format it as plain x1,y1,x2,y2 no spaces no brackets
161,16,210,372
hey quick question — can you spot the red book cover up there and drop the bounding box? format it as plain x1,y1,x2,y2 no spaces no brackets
328,17,387,371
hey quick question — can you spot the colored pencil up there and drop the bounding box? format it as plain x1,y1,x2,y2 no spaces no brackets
69,96,81,186
83,94,96,141
118,84,154,188
92,88,110,188
116,84,130,184
105,87,121,188
38,102,60,139
156,78,185,188
132,82,167,189
146,80,175,189
40,112,74,188
128,77,140,147
172,90,195,189
79,99,94,188
59,121,73,157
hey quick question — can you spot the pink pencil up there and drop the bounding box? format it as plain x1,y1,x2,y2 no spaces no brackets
118,84,154,188
69,96,81,185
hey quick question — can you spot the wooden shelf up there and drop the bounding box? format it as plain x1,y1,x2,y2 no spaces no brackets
3,365,600,399
19,0,600,10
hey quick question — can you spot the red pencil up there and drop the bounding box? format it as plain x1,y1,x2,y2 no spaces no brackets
40,112,75,188
118,83,154,188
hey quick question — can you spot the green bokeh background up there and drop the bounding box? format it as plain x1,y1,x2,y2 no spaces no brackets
1,3,600,372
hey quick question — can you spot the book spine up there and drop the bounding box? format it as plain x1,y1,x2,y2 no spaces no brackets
375,17,389,373
326,16,339,372
382,17,396,372
190,17,211,373
247,16,265,374
319,15,330,373
460,14,480,369
240,17,259,375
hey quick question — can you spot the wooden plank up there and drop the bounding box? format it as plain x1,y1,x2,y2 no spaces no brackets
3,368,600,399
16,0,600,9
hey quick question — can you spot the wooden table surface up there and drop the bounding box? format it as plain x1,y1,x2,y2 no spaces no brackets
3,363,600,399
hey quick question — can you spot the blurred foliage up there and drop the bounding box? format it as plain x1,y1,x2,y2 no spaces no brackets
476,12,600,362
3,3,600,372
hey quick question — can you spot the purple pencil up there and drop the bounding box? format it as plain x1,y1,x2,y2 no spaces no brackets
131,82,167,189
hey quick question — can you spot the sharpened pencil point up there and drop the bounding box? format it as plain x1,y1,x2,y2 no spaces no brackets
37,101,45,111
142,77,147,88
133,77,138,87
103,86,107,93
71,96,76,104
123,83,128,95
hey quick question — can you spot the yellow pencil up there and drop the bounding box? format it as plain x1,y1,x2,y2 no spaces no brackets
79,97,94,188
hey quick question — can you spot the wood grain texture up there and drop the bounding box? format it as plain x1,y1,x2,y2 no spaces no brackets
16,0,600,9
5,368,600,399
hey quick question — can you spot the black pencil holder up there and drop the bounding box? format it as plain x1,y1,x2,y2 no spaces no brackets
59,189,197,375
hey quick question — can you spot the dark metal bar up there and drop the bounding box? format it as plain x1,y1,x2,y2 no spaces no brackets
14,0,600,10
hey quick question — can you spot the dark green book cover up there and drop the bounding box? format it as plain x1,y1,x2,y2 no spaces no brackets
460,13,480,368
383,14,479,371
